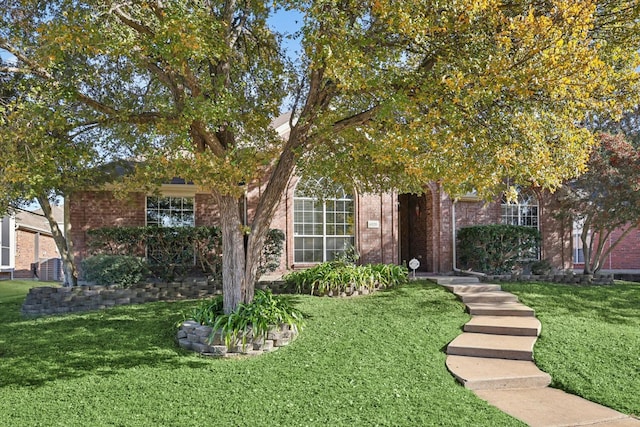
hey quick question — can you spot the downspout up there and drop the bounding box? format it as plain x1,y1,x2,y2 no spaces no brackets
452,199,460,273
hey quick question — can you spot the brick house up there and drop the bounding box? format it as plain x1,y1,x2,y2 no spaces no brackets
67,116,639,277
0,207,64,281
69,174,579,277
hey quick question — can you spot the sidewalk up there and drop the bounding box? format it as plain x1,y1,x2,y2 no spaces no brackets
431,276,640,427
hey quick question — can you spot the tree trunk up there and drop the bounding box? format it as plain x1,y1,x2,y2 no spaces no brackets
580,227,592,275
216,193,247,314
37,196,78,286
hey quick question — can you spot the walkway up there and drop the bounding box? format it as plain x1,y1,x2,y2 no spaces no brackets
429,276,640,427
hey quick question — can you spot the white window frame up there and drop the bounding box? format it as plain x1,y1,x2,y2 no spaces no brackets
501,189,540,260
0,215,16,269
293,178,355,263
572,219,588,264
501,192,539,229
145,195,195,228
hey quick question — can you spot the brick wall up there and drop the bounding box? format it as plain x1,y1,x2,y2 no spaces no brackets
356,192,398,265
609,226,640,269
575,225,640,271
195,193,219,226
538,190,572,270
69,191,146,268
14,229,60,279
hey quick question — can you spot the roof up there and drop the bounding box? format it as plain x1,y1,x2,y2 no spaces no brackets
272,112,294,140
15,205,63,235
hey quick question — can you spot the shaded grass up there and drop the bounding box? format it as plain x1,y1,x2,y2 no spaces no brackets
0,280,59,303
0,281,524,427
502,281,640,416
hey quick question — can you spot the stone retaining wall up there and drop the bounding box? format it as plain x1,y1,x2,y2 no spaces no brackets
480,274,614,285
21,280,221,317
177,321,297,357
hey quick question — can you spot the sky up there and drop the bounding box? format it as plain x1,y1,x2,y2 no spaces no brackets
267,8,304,60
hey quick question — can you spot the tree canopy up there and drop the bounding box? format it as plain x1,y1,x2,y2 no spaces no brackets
557,133,640,274
1,0,639,310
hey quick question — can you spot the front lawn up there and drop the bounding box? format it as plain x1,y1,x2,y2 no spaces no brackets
0,281,523,427
502,281,640,416
0,279,59,303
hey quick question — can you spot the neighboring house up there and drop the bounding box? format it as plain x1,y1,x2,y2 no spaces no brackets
0,206,64,281
66,115,640,277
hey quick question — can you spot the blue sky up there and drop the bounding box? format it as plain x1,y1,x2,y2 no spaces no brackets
2,8,303,64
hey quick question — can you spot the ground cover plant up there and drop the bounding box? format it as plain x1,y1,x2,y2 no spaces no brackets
502,281,640,416
0,280,524,426
284,262,408,295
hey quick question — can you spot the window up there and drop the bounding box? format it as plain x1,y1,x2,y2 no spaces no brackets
0,215,14,268
501,189,539,259
573,219,587,264
146,196,194,227
293,178,354,263
501,190,539,228
145,196,195,266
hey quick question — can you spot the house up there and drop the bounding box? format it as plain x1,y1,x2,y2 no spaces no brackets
66,116,640,278
0,206,64,281
572,224,640,276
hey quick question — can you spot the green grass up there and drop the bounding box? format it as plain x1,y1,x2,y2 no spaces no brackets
0,279,60,303
0,280,524,427
502,281,640,416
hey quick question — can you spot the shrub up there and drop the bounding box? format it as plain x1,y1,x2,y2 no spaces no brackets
457,224,541,274
180,290,305,350
88,226,222,281
284,262,408,296
88,226,285,282
81,254,149,287
257,229,285,277
530,259,553,275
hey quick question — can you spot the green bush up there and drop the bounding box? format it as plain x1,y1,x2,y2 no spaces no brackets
81,254,149,287
181,290,305,350
283,262,408,296
88,226,222,281
457,224,541,274
530,259,553,275
88,226,285,282
257,229,285,277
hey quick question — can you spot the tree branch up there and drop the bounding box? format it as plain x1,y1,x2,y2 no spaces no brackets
332,106,380,133
110,4,156,38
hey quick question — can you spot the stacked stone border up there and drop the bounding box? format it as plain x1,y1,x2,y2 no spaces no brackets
479,273,614,285
20,276,382,318
21,280,221,317
177,321,297,357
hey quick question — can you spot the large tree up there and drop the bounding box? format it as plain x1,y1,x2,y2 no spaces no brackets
0,57,133,286
1,1,638,312
557,133,640,274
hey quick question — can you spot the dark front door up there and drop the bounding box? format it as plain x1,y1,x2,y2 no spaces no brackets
399,193,429,271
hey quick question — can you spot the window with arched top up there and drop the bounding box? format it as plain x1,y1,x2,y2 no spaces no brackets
293,177,355,263
501,190,539,229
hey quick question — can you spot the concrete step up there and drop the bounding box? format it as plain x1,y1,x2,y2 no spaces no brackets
475,387,640,427
428,276,480,285
464,316,541,337
442,284,502,293
447,332,536,360
446,355,551,390
455,291,519,304
466,302,535,317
